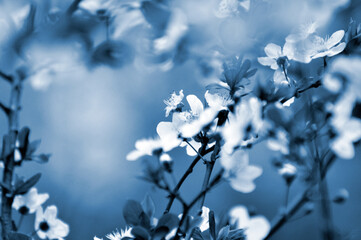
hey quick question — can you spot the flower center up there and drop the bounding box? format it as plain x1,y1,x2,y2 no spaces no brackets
19,206,29,215
39,221,50,232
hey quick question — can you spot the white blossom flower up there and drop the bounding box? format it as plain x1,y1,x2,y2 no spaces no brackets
329,94,361,159
94,237,103,240
229,205,270,240
159,93,217,154
222,97,263,153
204,91,233,112
13,188,49,215
284,30,346,63
164,90,184,117
106,227,133,240
309,30,346,59
258,44,291,85
180,93,221,139
220,150,262,193
180,108,218,138
35,205,69,240
258,43,290,71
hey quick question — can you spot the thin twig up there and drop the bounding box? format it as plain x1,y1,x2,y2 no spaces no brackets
173,169,224,240
163,145,215,214
1,74,22,240
0,71,13,83
264,153,336,240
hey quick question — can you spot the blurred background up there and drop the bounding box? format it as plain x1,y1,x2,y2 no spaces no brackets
0,0,361,239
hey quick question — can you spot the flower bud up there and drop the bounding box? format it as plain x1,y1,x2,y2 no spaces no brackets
333,188,349,204
278,163,297,185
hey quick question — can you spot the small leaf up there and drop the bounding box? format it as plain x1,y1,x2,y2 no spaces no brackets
156,213,179,230
244,68,257,78
209,211,216,240
26,139,41,156
123,200,150,228
190,227,204,240
228,229,246,240
0,182,12,192
217,226,230,240
18,127,30,157
154,213,179,239
131,226,150,240
8,232,32,240
141,194,155,219
29,154,51,163
14,173,41,195
141,1,170,35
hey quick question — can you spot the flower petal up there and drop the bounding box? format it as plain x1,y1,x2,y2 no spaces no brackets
187,95,204,116
230,178,256,193
327,42,346,57
247,216,271,240
331,137,355,159
326,30,345,49
229,205,250,229
49,219,70,238
257,57,276,67
264,43,282,59
126,150,144,161
44,205,58,221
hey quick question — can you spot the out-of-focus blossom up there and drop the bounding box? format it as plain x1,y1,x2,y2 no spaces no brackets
13,188,49,215
229,205,270,240
215,0,250,18
278,163,297,184
329,94,361,159
153,9,188,54
333,188,349,204
267,129,289,155
126,138,171,161
221,150,262,193
94,237,103,240
164,90,184,117
324,56,361,158
35,205,69,240
222,97,263,153
91,40,134,68
323,56,361,98
284,30,346,63
286,21,318,43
